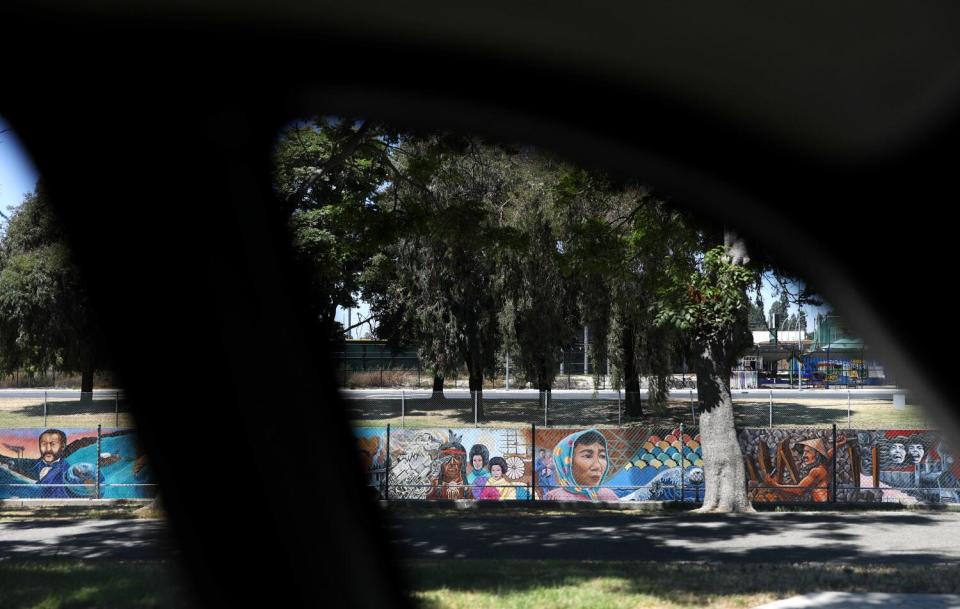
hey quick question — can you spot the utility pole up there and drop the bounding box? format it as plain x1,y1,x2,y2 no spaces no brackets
797,304,803,390
583,326,589,375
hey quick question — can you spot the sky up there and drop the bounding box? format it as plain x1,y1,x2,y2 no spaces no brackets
0,429,97,460
0,116,40,225
751,274,833,332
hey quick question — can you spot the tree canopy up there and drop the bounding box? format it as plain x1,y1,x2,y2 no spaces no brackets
273,119,779,511
0,182,104,391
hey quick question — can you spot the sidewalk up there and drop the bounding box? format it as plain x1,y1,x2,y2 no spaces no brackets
753,592,960,608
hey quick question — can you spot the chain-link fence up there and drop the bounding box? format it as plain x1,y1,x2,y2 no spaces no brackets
0,425,158,499
345,388,924,431
356,424,960,505
346,391,629,428
0,390,133,429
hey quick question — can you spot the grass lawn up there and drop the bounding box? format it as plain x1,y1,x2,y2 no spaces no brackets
405,560,960,609
0,397,135,429
0,501,160,522
0,560,194,609
348,396,932,430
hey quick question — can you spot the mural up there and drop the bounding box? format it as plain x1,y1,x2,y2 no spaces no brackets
609,427,705,502
0,428,153,499
386,428,532,500
354,428,388,497
533,427,704,502
739,428,857,503
355,426,960,505
855,430,960,504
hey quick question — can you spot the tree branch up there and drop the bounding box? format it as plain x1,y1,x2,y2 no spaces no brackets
342,312,379,335
286,121,374,206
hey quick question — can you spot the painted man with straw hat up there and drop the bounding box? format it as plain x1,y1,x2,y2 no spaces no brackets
762,435,846,502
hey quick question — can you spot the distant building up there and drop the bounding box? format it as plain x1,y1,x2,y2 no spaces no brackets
739,316,888,387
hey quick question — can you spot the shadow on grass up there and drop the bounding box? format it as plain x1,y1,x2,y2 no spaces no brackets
404,559,960,607
348,397,922,429
734,401,857,427
389,511,960,564
0,559,196,609
6,398,132,418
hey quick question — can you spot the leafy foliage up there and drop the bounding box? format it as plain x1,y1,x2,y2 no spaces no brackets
0,184,102,385
656,245,755,345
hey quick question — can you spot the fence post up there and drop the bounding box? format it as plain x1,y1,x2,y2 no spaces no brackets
401,390,405,429
679,422,685,503
505,353,510,390
847,389,851,428
617,389,623,427
769,389,773,428
96,424,102,500
115,391,120,427
474,391,478,427
385,423,391,501
530,422,536,501
543,391,547,427
43,391,48,427
831,423,837,504
689,390,695,426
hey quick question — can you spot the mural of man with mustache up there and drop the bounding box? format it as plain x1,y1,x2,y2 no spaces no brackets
31,429,71,498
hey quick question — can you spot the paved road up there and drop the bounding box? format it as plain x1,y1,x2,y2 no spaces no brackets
5,511,956,565
0,519,174,559
343,388,906,401
388,511,960,563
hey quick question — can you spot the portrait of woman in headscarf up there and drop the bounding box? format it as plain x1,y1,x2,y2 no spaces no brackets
543,429,619,501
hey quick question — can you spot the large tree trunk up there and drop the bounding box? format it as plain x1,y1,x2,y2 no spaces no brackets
694,341,753,513
648,373,669,415
537,371,552,425
430,374,445,400
80,365,95,404
622,323,643,417
469,374,484,420
465,333,485,420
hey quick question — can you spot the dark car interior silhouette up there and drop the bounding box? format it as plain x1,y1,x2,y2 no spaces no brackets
2,3,957,607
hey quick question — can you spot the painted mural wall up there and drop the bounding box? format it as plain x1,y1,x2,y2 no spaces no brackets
357,426,960,504
854,429,960,504
739,428,855,503
534,427,704,502
0,428,154,499
386,428,533,500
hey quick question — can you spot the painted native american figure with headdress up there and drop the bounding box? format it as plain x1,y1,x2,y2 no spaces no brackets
427,430,468,499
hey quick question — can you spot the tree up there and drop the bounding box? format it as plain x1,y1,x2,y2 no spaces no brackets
499,151,575,404
768,290,790,331
273,118,400,344
0,183,104,393
657,233,757,512
368,135,509,413
747,302,767,330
